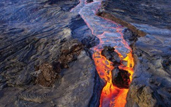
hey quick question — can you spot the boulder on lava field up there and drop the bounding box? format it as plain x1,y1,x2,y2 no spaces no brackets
112,67,130,89
35,62,61,87
101,46,120,65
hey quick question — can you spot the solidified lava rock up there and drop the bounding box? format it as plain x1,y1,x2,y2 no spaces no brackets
98,0,171,30
112,67,130,89
36,62,61,87
59,39,83,68
81,36,99,48
101,46,120,65
162,58,171,73
0,0,99,106
36,39,83,87
123,29,138,46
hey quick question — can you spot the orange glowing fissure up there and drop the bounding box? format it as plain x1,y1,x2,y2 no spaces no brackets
93,50,134,107
70,0,135,107
91,15,134,107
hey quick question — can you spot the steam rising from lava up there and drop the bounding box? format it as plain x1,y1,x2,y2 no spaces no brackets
71,0,134,107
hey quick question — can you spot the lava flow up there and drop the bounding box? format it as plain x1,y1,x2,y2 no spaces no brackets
71,0,134,107
93,50,134,107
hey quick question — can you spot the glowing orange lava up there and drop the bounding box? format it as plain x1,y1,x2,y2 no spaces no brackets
70,0,135,106
93,49,134,107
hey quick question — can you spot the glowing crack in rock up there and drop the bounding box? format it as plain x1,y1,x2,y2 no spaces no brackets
71,0,134,107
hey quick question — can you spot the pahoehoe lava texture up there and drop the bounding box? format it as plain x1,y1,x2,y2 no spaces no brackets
0,0,101,107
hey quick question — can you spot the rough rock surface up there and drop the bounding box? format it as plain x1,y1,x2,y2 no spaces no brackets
59,39,83,68
35,62,61,87
98,0,171,106
0,0,101,106
0,0,79,87
126,32,171,107
0,51,97,107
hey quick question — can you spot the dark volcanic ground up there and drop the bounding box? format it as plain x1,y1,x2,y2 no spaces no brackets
0,0,171,107
0,0,101,107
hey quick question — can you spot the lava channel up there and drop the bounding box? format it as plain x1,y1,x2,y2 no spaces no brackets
71,0,134,107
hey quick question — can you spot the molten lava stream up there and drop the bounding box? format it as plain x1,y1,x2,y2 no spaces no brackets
93,51,134,107
70,0,135,107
